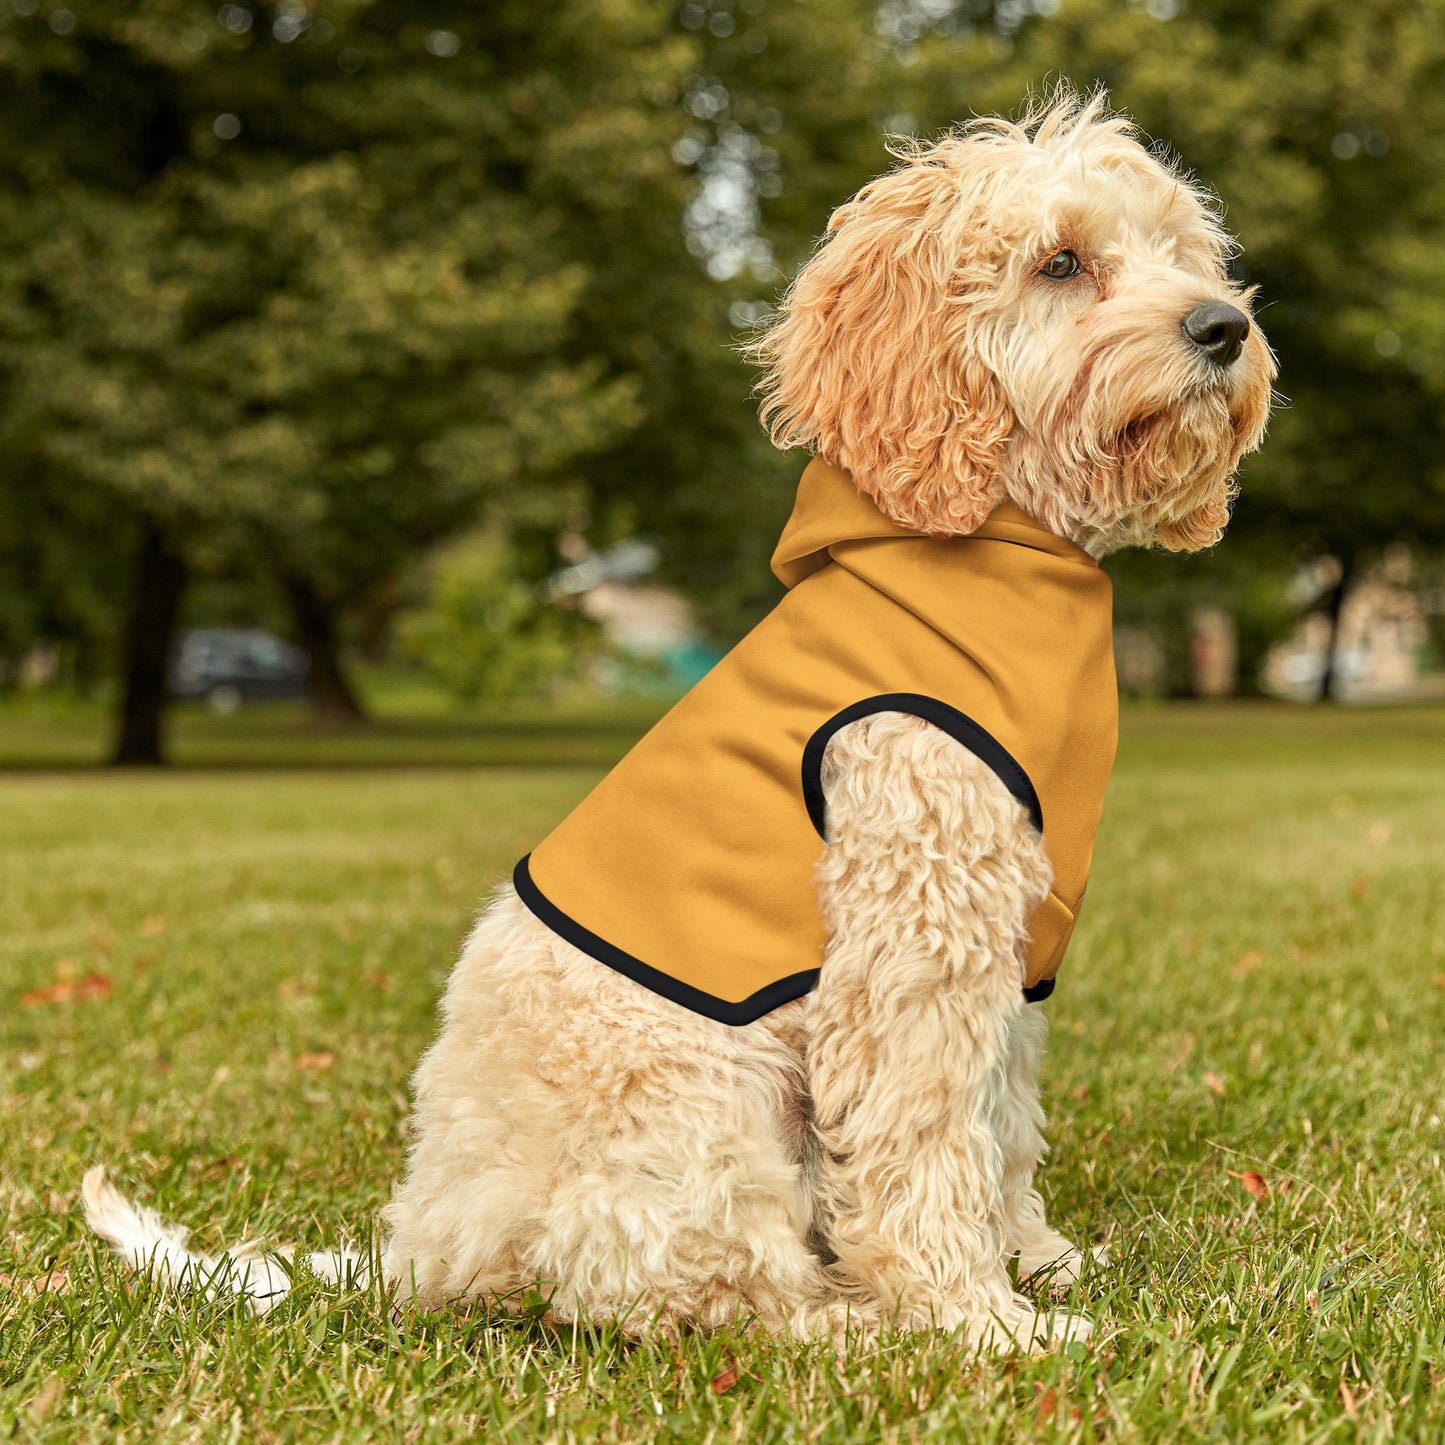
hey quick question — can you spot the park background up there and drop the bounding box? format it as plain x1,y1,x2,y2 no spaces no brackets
2,3,1443,1443
2,0,1445,756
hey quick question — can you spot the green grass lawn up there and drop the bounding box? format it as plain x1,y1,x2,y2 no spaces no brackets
2,703,1443,1442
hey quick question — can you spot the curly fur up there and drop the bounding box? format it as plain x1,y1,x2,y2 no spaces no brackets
85,88,1272,1353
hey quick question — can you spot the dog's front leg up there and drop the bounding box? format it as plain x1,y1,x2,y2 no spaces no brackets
805,712,1089,1350
993,1006,1101,1291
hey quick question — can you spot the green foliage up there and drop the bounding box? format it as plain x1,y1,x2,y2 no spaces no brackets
0,0,696,670
397,532,602,704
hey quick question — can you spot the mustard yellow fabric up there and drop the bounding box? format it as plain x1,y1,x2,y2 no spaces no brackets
517,459,1118,1025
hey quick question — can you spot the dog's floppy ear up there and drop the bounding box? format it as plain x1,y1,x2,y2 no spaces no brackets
749,145,1013,536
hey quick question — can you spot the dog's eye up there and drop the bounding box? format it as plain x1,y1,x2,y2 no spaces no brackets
1040,250,1081,280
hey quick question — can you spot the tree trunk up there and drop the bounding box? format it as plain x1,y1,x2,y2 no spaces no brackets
1317,556,1355,703
112,523,187,766
283,573,366,723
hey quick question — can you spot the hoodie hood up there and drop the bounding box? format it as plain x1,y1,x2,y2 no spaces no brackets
770,458,1097,589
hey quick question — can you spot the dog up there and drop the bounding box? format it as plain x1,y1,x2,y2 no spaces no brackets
85,90,1274,1352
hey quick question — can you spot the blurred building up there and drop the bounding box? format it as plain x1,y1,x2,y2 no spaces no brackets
1262,550,1440,701
547,540,722,690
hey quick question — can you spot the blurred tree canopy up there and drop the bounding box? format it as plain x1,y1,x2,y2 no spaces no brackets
2,0,1444,758
0,0,702,757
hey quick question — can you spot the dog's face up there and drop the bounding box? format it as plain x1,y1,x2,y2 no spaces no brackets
752,94,1275,554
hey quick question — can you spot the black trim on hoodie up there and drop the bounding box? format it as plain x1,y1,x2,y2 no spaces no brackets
511,693,1056,1023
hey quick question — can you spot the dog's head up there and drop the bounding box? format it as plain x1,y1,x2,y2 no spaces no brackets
750,90,1275,554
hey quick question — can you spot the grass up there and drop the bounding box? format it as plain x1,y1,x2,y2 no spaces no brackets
1,701,1443,1442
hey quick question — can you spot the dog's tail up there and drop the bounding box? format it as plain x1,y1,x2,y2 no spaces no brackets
81,1166,368,1315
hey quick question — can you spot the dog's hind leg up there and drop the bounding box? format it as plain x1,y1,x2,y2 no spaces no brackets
515,985,832,1340
384,888,831,1337
804,713,1091,1351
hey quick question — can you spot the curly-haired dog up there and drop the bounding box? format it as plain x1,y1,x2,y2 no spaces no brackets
85,92,1273,1350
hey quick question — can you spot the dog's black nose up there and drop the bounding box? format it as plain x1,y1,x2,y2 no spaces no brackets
1182,302,1250,367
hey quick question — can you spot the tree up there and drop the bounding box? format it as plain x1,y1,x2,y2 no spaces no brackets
0,1,692,758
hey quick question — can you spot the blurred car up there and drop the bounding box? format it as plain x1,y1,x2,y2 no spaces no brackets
169,628,310,712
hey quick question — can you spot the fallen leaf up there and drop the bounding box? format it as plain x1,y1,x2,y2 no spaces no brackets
1034,1385,1058,1425
21,972,113,1007
1203,1071,1227,1098
138,916,167,937
1228,1169,1269,1201
295,1051,334,1071
1232,950,1263,977
0,1268,69,1299
711,1358,740,1395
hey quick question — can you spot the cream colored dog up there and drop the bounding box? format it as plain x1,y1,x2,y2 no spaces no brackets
85,91,1273,1351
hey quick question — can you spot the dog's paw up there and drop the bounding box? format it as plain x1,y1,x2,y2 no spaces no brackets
1017,1237,1109,1294
969,1296,1093,1354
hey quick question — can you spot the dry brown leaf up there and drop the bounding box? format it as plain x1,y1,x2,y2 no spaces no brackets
0,1267,69,1299
1228,1169,1269,1201
21,972,113,1007
710,1358,740,1395
1232,950,1263,977
1203,1071,1227,1098
1034,1385,1058,1425
295,1051,335,1071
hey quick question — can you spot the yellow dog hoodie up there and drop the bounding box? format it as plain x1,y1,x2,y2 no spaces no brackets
515,459,1118,1025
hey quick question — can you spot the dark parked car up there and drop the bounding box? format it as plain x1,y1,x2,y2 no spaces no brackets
169,629,310,712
